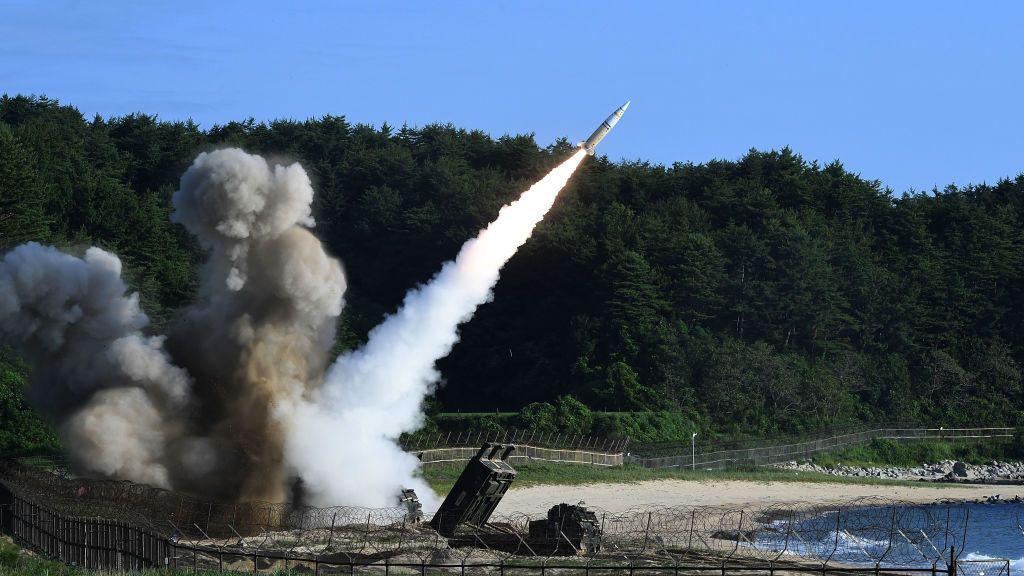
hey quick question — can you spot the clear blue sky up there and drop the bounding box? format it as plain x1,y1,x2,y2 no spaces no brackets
2,1,1022,193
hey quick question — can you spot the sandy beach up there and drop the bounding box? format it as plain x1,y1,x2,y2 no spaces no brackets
495,479,1024,515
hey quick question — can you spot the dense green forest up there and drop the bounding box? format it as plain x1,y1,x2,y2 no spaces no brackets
2,95,1023,453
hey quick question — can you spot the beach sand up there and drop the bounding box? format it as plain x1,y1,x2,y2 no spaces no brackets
495,479,1024,515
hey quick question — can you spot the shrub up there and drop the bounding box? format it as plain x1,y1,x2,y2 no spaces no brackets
475,414,505,436
1013,425,1024,459
0,539,19,568
515,402,558,434
811,439,1011,468
591,411,696,443
555,395,593,435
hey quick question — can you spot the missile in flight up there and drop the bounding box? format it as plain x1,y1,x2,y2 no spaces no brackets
578,101,630,156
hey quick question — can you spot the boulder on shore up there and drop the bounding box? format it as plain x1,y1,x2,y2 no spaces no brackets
952,461,968,478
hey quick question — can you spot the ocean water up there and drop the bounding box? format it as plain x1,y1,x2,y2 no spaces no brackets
749,503,1024,569
957,503,1024,572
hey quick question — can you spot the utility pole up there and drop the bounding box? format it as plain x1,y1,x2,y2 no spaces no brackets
691,432,698,471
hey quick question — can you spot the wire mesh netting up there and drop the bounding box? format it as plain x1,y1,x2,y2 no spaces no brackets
957,560,1012,576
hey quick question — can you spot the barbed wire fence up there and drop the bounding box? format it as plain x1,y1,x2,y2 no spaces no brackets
2,460,1017,574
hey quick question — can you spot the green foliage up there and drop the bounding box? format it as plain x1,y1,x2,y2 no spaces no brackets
2,94,1024,455
1011,425,1024,459
554,395,593,435
0,539,18,569
812,439,1016,468
473,415,505,436
0,125,49,250
515,402,558,434
591,411,698,443
0,351,59,455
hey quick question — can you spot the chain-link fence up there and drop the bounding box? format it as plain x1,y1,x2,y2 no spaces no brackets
403,428,630,452
417,445,624,468
406,426,1013,470
957,559,1012,576
630,427,1015,470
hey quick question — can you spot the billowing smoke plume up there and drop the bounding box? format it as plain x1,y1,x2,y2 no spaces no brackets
171,149,317,292
0,145,585,508
0,243,191,486
288,149,587,508
0,148,344,503
165,149,346,502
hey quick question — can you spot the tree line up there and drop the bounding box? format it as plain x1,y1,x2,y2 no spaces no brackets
1,94,1022,453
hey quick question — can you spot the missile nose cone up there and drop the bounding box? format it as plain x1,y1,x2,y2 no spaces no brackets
580,101,631,156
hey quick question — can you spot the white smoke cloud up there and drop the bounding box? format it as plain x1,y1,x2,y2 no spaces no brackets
287,150,587,509
63,387,176,488
172,148,316,291
0,243,191,486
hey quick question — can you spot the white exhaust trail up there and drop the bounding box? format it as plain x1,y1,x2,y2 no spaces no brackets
288,149,588,508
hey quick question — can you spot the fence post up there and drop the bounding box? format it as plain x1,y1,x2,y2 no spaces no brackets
641,511,652,553
687,509,695,550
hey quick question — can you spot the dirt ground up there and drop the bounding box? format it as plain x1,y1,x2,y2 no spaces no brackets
494,479,1024,515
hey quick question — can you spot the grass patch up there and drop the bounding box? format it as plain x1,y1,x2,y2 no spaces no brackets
811,439,1017,469
419,461,959,495
0,539,19,571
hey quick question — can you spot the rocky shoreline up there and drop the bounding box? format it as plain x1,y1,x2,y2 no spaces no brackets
775,459,1024,502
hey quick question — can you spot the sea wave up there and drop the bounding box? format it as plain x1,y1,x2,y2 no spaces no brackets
836,530,888,552
962,552,1024,572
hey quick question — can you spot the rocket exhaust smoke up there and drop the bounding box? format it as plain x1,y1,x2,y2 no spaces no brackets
0,144,585,508
287,149,587,508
